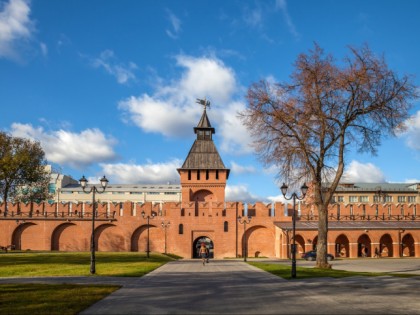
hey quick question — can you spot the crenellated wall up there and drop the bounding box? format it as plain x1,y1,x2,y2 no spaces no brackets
1,201,419,259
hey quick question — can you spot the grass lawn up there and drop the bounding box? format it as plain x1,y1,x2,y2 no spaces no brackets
249,262,418,280
0,251,178,277
0,283,120,315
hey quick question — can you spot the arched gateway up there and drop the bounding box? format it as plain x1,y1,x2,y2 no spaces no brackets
193,236,214,258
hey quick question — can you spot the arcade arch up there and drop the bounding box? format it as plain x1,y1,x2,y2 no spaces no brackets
131,224,162,253
379,234,393,257
357,234,372,257
12,222,36,250
402,234,415,257
335,234,350,258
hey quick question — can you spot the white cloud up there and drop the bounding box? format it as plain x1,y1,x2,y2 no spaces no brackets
275,0,300,40
400,111,420,150
341,160,386,183
118,54,253,154
0,0,33,60
10,123,118,169
225,185,261,203
39,42,47,56
165,9,181,39
100,159,182,184
230,161,256,174
92,50,137,84
243,7,262,28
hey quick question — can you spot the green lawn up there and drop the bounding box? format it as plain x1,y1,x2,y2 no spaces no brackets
0,251,179,314
0,251,178,277
0,283,120,315
249,262,417,279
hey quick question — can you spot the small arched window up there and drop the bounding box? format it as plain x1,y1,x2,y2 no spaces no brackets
224,221,228,232
181,208,185,216
179,224,184,235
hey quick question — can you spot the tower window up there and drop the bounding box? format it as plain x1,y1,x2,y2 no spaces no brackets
197,170,200,180
224,221,228,232
179,224,184,234
206,170,209,180
188,170,191,180
216,170,219,180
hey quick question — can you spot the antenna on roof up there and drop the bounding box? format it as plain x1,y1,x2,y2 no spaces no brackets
196,97,210,111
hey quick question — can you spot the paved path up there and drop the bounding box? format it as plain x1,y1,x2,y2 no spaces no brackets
1,259,420,314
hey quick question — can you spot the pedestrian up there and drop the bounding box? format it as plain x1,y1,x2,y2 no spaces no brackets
374,247,380,258
199,243,209,265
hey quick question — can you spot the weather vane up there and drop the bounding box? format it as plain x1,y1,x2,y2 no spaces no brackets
196,97,211,111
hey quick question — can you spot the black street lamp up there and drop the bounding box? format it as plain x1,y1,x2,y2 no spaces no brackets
142,211,155,258
161,221,170,254
281,182,308,278
238,215,252,262
79,175,109,275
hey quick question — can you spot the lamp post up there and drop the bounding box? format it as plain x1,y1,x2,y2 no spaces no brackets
161,221,170,254
142,211,155,258
79,175,109,275
281,182,308,278
238,215,252,261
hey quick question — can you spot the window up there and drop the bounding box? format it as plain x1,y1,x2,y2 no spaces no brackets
48,184,56,194
359,196,368,203
112,192,125,195
216,170,219,180
224,221,228,232
178,224,184,234
206,170,209,180
130,192,143,195
62,191,73,194
148,192,160,195
188,170,191,180
337,196,344,203
197,170,200,180
181,208,185,216
164,192,178,195
384,196,392,202
398,196,406,203
349,196,358,203
408,196,416,203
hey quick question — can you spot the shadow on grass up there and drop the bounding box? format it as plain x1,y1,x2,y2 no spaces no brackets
249,262,419,280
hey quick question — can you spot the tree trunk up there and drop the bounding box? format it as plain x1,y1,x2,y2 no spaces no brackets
316,203,331,268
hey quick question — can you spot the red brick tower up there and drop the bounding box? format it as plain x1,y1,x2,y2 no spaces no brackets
178,99,230,203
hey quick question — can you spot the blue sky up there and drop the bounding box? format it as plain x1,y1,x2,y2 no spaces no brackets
1,0,420,202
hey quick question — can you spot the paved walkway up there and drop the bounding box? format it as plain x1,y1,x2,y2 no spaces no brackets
1,259,420,314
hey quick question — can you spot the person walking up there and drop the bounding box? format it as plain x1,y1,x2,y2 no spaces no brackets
199,243,209,265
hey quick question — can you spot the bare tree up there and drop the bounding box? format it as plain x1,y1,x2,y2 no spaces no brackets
240,44,418,268
0,132,51,205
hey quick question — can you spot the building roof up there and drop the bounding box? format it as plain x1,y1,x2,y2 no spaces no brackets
180,139,228,170
275,220,420,230
194,109,215,134
333,182,419,193
61,184,181,193
179,107,230,176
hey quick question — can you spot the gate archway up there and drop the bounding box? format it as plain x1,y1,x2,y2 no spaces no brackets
193,236,213,258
